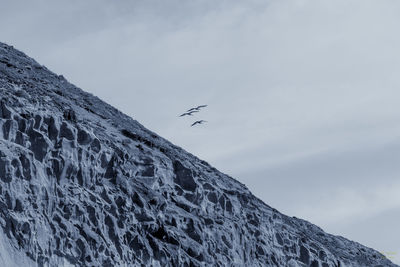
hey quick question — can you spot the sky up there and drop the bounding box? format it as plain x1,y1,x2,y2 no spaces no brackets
1,0,400,263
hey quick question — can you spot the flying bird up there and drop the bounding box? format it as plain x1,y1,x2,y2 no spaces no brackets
196,105,208,109
186,105,208,112
179,110,199,117
191,120,207,127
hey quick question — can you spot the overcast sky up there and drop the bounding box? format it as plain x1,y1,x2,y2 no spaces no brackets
1,0,400,263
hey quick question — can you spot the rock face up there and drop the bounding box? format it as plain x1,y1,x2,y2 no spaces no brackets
0,42,396,267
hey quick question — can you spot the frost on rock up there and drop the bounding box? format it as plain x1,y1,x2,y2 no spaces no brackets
0,42,397,267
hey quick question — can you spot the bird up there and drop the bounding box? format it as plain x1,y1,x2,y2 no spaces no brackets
186,105,208,113
179,110,199,117
191,120,207,127
196,104,208,109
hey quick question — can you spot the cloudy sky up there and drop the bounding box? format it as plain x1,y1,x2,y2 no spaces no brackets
1,0,400,263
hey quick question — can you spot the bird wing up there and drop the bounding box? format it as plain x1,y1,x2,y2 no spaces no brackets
196,105,208,109
191,120,208,126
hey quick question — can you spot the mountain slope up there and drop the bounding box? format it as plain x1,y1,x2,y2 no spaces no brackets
0,42,396,267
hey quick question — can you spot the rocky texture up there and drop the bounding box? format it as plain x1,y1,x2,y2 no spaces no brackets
0,41,397,267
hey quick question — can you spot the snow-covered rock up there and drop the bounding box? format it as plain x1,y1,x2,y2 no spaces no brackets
0,42,397,266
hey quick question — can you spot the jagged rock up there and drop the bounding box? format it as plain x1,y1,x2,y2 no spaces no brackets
300,245,310,265
2,119,18,141
0,100,11,119
77,128,92,145
47,116,59,142
173,161,197,192
59,122,75,141
27,128,49,161
90,138,101,153
0,157,12,183
17,117,27,132
63,109,77,122
19,154,32,180
0,42,397,267
33,114,42,130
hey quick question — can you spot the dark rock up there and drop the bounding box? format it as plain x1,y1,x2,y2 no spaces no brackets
225,199,233,212
173,161,197,192
28,129,48,161
17,117,27,132
131,192,144,208
19,154,31,180
77,128,92,145
3,119,17,140
64,109,77,122
276,233,284,246
0,100,12,119
141,166,154,177
47,116,59,141
207,192,218,203
0,157,12,183
203,183,215,190
15,131,26,146
90,138,101,153
14,199,23,212
33,114,42,129
60,122,75,140
299,245,310,265
319,250,327,261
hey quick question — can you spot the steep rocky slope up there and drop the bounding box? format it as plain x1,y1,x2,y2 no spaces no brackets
0,42,396,267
